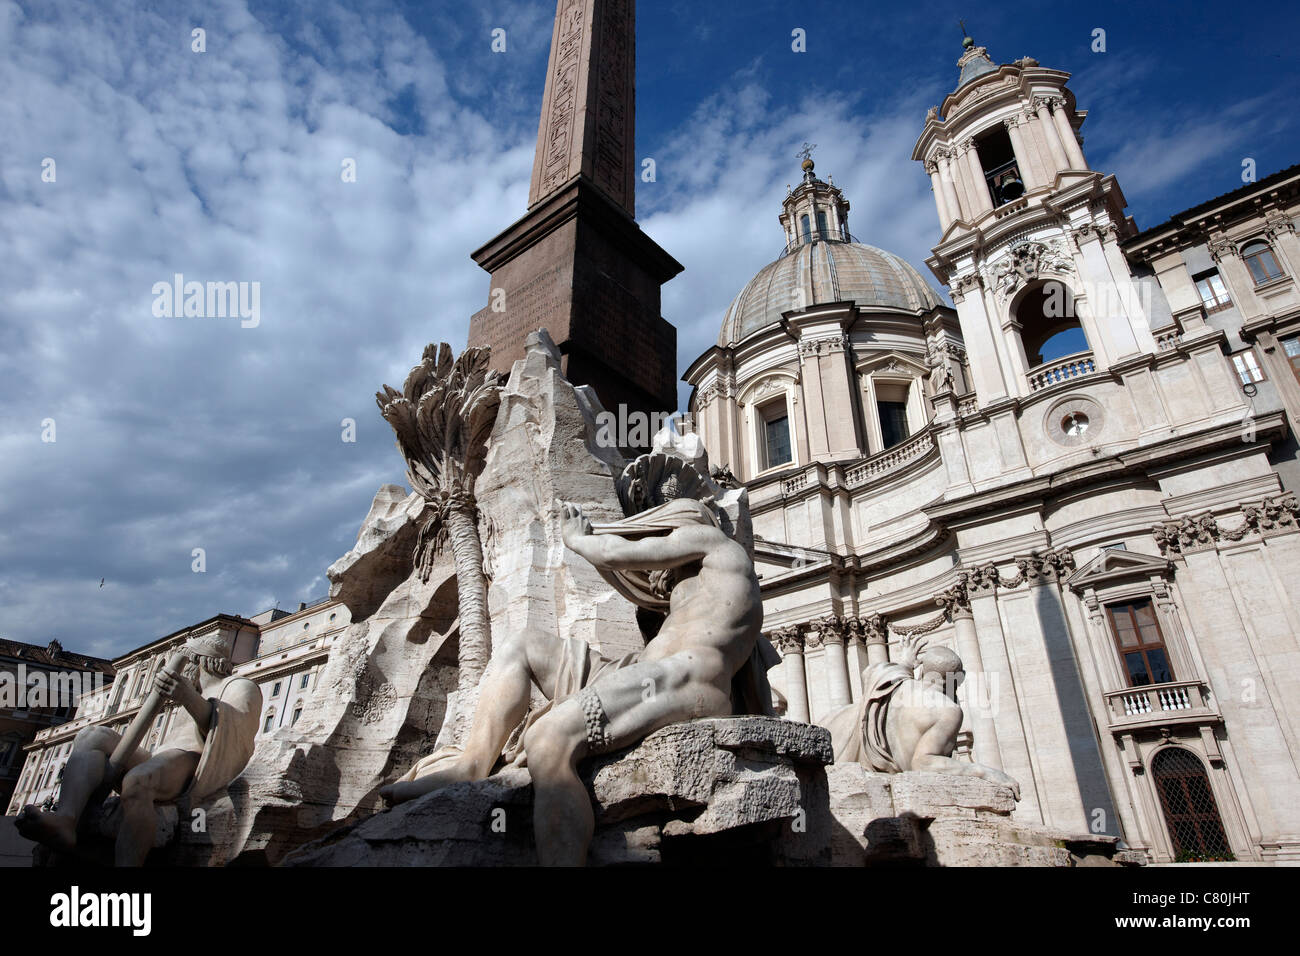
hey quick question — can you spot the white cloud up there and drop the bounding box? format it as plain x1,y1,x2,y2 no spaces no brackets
0,0,539,654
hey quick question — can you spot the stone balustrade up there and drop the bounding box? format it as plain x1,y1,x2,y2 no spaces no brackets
845,429,936,488
1103,680,1217,731
1027,351,1096,391
1155,328,1182,351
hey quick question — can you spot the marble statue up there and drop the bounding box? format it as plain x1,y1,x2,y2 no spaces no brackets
16,633,262,866
928,352,955,393
823,635,1020,797
379,439,768,865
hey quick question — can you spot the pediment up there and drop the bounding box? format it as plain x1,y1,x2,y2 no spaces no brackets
1066,549,1173,590
856,351,927,377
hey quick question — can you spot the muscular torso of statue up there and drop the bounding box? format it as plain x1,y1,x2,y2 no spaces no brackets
636,525,763,685
884,680,965,773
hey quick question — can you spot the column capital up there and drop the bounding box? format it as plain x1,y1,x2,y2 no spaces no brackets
1207,235,1236,263
1265,211,1297,241
769,626,804,655
949,271,984,304
861,613,889,646
966,562,1000,593
935,574,973,619
844,616,866,646
815,615,846,646
1005,547,1076,586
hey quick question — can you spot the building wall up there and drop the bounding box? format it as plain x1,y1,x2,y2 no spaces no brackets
704,55,1300,862
0,642,113,813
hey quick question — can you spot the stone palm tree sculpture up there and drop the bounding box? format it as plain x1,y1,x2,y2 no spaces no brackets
375,343,503,694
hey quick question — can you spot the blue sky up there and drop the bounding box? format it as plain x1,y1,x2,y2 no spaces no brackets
2,0,1297,659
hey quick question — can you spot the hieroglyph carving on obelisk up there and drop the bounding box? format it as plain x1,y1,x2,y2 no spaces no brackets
529,0,636,216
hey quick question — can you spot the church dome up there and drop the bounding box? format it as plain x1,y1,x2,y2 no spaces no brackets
717,239,943,347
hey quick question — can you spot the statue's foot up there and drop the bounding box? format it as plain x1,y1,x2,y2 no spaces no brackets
378,778,440,807
14,806,78,853
379,760,478,807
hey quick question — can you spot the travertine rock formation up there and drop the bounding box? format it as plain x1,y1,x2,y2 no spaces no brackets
281,716,834,867
219,330,642,865
826,764,1146,866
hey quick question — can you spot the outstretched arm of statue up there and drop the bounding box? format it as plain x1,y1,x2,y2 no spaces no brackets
909,706,1022,800
154,669,213,737
559,502,710,571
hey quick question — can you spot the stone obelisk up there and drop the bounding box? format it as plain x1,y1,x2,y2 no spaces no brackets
467,0,682,422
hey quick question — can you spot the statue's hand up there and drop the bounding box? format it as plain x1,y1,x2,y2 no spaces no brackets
559,501,593,548
154,669,187,703
985,768,1021,801
898,633,928,670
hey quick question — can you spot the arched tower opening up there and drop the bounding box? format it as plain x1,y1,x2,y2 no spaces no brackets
1013,279,1089,367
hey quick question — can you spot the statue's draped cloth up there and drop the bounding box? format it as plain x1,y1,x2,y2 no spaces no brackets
397,498,777,781
824,661,912,773
180,677,263,803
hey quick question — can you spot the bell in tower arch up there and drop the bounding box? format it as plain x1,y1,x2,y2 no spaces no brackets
996,168,1025,204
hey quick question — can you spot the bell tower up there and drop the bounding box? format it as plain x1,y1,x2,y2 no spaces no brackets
912,34,1161,414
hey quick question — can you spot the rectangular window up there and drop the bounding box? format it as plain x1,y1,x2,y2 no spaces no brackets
1231,350,1265,385
1244,244,1284,284
1193,270,1231,312
271,681,281,698
263,712,275,733
1107,598,1175,687
292,706,303,726
764,414,792,469
877,400,910,449
300,673,310,690
1284,335,1300,386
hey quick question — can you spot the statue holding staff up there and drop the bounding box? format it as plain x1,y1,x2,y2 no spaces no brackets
16,632,262,866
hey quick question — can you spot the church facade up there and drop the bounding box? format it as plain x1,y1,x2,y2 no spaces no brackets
684,38,1300,863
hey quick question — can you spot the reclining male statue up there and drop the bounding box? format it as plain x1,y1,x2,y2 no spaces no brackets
16,633,262,866
823,634,1020,798
379,470,767,865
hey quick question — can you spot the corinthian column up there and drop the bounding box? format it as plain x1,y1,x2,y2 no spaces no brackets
863,613,889,665
1049,96,1087,170
1034,95,1070,174
1003,115,1036,190
962,140,994,215
940,577,1004,771
927,159,953,229
771,627,810,723
818,616,852,709
939,149,965,221
845,617,869,700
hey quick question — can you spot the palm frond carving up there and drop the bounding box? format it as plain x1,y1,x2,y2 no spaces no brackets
376,343,503,692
